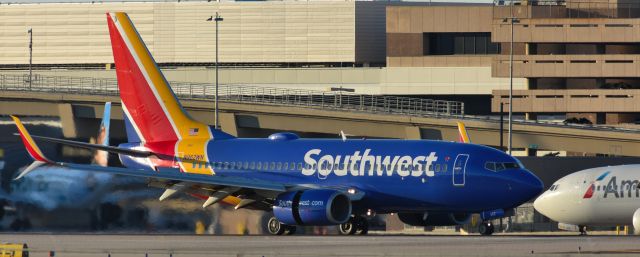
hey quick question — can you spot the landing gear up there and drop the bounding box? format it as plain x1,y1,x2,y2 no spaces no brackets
338,216,369,235
267,216,285,235
579,225,587,236
478,222,494,236
266,217,296,235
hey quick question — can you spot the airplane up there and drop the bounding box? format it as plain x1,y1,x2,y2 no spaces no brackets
9,12,543,236
6,102,140,230
534,165,640,235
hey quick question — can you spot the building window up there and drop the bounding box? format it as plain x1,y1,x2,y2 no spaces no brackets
426,32,500,55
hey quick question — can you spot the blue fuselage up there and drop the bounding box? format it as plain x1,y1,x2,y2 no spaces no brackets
194,136,543,214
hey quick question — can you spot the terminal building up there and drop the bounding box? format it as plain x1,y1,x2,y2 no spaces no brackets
4,0,640,124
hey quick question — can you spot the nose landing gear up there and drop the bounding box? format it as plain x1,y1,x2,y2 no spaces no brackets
338,216,369,235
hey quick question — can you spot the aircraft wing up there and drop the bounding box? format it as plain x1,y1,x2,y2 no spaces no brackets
11,115,290,209
59,163,286,192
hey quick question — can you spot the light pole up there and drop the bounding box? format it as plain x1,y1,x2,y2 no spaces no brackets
503,2,519,155
207,12,223,129
28,28,33,90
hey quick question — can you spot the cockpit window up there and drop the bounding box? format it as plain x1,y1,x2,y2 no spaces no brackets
549,185,559,191
484,162,520,172
485,162,497,171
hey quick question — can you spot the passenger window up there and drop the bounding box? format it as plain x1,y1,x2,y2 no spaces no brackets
298,163,303,170
250,162,256,169
223,162,229,169
277,162,282,170
291,162,297,170
263,162,269,170
435,164,441,172
256,162,262,170
283,162,288,170
270,162,276,170
442,164,448,172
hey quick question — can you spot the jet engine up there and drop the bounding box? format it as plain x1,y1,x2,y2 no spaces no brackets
398,212,472,226
273,189,351,226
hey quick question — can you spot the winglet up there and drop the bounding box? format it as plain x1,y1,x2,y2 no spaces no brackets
457,122,471,143
11,115,53,163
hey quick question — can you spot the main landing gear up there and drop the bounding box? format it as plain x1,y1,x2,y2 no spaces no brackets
338,216,369,235
267,217,296,235
578,225,587,236
478,222,495,236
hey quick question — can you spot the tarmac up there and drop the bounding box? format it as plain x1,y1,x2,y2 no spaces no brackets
1,233,640,257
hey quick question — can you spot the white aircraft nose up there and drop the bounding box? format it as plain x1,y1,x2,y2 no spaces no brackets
533,194,548,215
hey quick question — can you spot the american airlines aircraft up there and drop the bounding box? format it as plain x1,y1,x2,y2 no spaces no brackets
534,165,640,235
10,12,543,235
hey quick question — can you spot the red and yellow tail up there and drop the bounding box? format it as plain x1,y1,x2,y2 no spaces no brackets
107,12,217,174
11,116,52,163
107,12,211,146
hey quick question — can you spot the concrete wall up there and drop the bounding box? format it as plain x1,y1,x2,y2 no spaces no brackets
1,67,526,95
0,1,360,65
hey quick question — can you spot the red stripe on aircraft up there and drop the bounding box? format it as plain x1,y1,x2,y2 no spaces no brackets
107,14,178,155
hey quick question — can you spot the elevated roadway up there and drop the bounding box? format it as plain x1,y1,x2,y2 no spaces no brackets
2,74,640,156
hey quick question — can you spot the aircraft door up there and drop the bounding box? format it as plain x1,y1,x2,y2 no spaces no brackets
453,154,469,186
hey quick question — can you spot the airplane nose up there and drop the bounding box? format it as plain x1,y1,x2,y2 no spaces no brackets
533,194,545,213
520,169,544,199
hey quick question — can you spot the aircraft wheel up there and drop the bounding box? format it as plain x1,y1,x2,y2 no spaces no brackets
579,225,587,236
479,222,494,236
267,217,286,235
355,216,369,235
338,218,357,235
285,225,297,235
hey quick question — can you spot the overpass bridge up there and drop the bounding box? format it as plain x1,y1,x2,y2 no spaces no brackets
2,74,640,157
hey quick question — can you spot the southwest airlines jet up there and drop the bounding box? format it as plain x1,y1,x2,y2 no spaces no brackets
10,12,543,235
535,165,640,235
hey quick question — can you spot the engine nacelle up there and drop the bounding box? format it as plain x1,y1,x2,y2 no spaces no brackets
633,208,640,235
273,189,352,226
398,212,472,226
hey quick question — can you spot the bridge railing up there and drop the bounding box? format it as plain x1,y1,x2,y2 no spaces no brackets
0,74,464,116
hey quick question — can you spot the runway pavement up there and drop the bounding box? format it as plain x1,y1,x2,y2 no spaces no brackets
1,234,640,257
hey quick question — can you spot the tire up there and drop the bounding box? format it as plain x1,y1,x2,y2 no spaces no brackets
285,225,297,235
338,218,357,235
267,217,286,235
479,222,494,236
355,217,369,235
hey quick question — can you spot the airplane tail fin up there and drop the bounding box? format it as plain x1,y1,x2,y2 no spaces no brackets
93,102,111,166
106,12,213,145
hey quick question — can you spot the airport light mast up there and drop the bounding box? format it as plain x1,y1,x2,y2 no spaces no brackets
207,12,223,129
28,28,32,90
503,1,519,156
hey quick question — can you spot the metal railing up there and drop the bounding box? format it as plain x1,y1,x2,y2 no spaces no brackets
0,74,464,117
